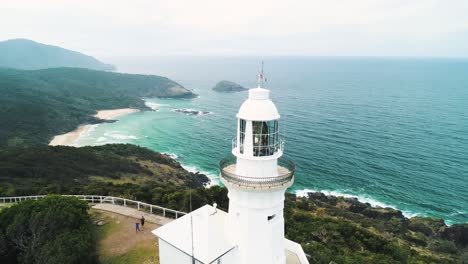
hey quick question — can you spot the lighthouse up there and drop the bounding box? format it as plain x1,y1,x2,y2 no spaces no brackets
219,71,295,264
153,67,308,264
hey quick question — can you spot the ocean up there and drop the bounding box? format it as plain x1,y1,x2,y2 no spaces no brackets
77,56,468,225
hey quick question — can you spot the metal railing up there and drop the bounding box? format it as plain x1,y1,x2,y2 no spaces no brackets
219,156,295,189
0,195,186,219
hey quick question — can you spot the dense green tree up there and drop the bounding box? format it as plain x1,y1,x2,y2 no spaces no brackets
0,195,95,264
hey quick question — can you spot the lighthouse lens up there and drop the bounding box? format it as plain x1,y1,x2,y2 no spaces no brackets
252,120,279,156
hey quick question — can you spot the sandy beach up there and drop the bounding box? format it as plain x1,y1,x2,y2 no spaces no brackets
93,108,140,120
48,108,140,146
49,124,94,147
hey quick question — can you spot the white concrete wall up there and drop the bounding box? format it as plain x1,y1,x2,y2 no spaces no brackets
236,157,278,178
285,239,309,264
227,188,287,264
211,248,238,264
159,239,192,264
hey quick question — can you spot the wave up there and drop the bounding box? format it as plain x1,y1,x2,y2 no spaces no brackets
295,188,421,219
103,131,138,140
171,108,212,116
145,101,165,111
163,152,179,159
74,124,99,146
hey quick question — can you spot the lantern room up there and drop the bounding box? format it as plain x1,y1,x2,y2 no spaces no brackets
234,88,283,159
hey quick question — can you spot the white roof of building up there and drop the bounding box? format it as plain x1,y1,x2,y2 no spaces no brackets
237,88,280,121
152,205,236,264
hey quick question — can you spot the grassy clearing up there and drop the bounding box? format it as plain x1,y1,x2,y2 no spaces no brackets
91,209,160,264
99,242,159,264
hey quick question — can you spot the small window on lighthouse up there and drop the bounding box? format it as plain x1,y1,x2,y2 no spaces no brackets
252,120,279,156
239,119,246,154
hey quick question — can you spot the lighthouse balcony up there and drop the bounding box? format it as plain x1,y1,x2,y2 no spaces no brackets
219,156,295,189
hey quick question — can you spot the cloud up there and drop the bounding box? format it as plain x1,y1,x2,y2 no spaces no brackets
1,0,467,57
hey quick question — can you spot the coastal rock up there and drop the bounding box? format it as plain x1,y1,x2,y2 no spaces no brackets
348,199,369,213
308,192,328,202
191,172,211,187
361,207,405,220
442,223,468,247
307,192,338,205
305,191,406,220
408,217,446,237
212,80,247,92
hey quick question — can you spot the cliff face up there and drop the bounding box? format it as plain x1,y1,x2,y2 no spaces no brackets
212,80,247,92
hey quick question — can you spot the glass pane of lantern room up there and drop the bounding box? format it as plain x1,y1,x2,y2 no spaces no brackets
239,119,246,154
253,121,273,156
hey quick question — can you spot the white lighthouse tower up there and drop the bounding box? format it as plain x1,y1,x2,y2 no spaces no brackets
153,66,308,264
219,68,296,264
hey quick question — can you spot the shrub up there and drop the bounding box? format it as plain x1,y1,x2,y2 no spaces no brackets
0,195,96,264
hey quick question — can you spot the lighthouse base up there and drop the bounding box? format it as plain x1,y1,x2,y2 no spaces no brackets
153,204,309,264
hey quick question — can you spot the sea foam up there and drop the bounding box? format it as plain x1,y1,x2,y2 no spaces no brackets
104,131,138,140
163,152,179,159
145,101,165,111
171,108,212,116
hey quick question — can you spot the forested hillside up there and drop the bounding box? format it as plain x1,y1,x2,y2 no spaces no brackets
0,144,466,263
0,67,195,146
0,38,114,71
285,193,468,263
0,144,209,197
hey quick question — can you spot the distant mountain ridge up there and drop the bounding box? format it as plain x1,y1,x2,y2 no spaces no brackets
0,38,115,71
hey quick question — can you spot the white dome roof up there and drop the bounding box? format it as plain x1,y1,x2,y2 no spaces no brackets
236,88,280,121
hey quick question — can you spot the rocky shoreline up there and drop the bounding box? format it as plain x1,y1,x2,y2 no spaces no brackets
301,191,468,247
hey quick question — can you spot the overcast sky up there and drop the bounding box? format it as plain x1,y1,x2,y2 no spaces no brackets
1,0,468,58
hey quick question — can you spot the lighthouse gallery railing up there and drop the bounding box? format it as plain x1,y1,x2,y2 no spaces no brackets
219,156,295,188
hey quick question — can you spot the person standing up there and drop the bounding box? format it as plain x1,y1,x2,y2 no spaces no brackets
135,221,140,233
140,216,145,231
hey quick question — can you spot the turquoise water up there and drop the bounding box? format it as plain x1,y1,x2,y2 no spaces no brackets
77,57,468,224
